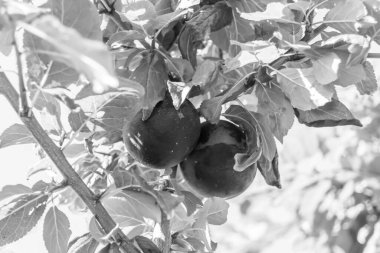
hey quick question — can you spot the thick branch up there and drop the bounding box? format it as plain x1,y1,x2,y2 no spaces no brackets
0,72,139,253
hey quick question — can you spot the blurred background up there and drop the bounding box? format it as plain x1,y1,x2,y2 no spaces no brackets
0,50,380,253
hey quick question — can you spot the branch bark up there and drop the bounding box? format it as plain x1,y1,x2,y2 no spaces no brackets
0,72,139,253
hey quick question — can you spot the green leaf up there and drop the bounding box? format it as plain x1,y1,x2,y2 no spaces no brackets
25,0,102,87
0,15,12,55
178,2,233,66
0,184,32,202
134,236,161,253
0,124,35,149
26,15,117,93
224,105,276,162
210,0,259,56
361,1,380,44
68,233,99,253
99,186,161,238
276,67,336,110
116,0,157,28
0,193,48,246
43,206,72,253
257,151,281,188
204,198,229,226
295,100,363,127
255,83,294,143
355,61,378,95
130,52,168,120
181,191,203,216
325,0,367,33
312,52,340,85
167,81,193,109
241,2,300,24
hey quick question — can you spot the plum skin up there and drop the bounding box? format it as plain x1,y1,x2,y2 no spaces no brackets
123,96,201,169
180,120,257,199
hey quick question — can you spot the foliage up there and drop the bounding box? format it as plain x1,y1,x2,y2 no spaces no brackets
0,0,379,252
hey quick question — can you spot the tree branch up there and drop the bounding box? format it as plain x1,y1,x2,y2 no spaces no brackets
0,72,139,253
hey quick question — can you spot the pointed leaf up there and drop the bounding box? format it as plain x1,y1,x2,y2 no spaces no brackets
325,0,367,33
295,100,363,127
204,198,229,226
257,151,281,188
68,233,99,253
0,124,35,149
43,206,72,253
255,83,294,142
0,193,48,246
131,52,168,120
277,67,335,110
355,61,378,95
134,236,161,253
0,184,32,202
181,191,203,216
27,15,117,93
224,105,276,162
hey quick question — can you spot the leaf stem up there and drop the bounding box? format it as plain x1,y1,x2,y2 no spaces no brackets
0,73,140,253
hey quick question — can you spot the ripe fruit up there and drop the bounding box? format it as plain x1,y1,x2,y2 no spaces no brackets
123,95,201,169
180,120,257,198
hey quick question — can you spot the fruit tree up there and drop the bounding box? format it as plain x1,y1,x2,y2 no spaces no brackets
0,0,379,252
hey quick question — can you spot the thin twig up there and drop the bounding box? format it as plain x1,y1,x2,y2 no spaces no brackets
0,72,139,253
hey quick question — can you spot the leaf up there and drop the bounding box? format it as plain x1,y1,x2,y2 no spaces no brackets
167,81,193,110
130,52,168,120
361,1,380,44
0,124,35,149
257,151,281,188
325,0,367,34
355,61,378,95
0,193,48,246
68,233,99,253
190,60,220,87
210,0,264,56
204,198,229,226
99,187,161,238
241,2,300,24
295,100,363,127
319,34,370,67
255,83,294,143
312,52,340,85
276,67,336,110
224,105,276,162
24,0,103,87
68,109,89,132
167,58,194,82
43,206,72,253
0,184,32,203
0,15,12,55
134,236,161,253
77,93,141,133
224,50,257,72
199,96,224,124
156,191,184,214
178,2,233,66
26,15,117,93
181,191,203,216
117,0,157,27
